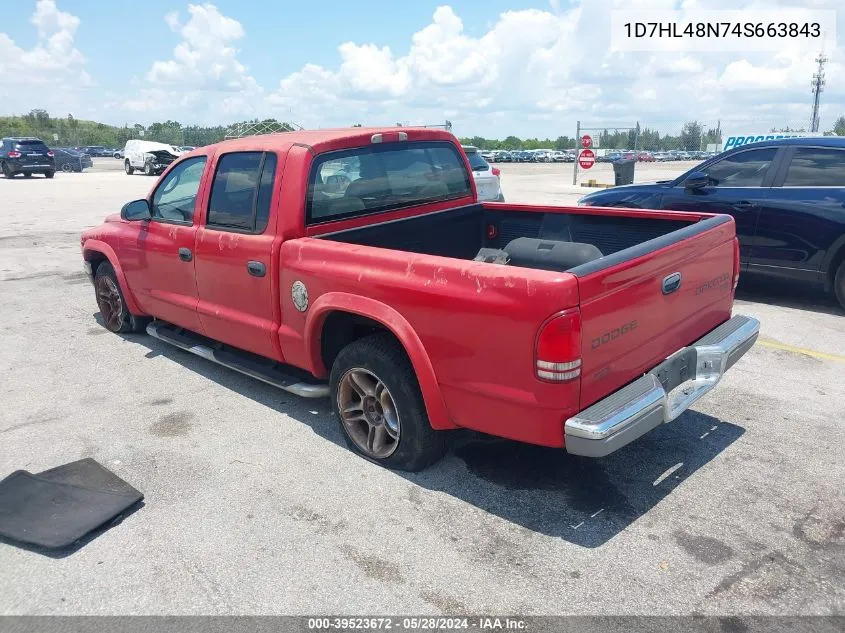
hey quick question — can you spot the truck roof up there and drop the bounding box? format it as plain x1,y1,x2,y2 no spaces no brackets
199,127,457,156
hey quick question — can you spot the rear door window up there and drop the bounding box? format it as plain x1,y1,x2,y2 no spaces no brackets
465,151,489,172
307,141,472,224
207,152,277,233
782,147,845,187
704,148,778,187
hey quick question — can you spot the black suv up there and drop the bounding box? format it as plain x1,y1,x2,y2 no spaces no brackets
1,137,56,178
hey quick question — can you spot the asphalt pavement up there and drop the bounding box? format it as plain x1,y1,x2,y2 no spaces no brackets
0,160,843,615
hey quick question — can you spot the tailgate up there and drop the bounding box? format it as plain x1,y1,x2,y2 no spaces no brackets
576,216,737,409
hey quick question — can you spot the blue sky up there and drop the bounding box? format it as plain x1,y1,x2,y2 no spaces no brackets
1,0,843,138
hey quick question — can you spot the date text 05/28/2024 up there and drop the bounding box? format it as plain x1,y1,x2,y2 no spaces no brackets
307,617,527,630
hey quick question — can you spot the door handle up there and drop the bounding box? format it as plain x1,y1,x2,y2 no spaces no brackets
247,261,266,277
732,201,757,211
178,247,192,262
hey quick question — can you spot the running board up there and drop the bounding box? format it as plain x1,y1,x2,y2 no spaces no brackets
146,321,329,399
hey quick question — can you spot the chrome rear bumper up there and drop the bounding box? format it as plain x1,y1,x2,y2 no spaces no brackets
565,314,760,457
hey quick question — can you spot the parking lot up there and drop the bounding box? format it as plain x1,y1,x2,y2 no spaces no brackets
1,159,844,615
494,160,706,204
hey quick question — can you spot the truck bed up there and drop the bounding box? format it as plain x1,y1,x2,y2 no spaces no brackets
319,203,699,267
285,202,738,447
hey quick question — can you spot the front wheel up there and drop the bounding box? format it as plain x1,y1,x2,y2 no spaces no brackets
44,170,54,179
94,261,147,333
144,162,155,176
61,162,73,173
330,334,446,471
124,160,134,175
23,172,32,178
834,261,845,311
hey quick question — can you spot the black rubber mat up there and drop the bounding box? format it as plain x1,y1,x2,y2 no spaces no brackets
0,459,142,549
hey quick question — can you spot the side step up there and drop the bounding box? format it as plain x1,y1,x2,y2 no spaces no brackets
146,321,329,399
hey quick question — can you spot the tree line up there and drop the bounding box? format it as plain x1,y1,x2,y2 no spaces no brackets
0,110,293,148
3,110,843,151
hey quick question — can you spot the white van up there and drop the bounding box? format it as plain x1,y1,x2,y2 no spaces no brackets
123,140,183,176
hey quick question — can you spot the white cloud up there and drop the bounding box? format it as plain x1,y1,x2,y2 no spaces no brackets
3,1,844,137
0,0,87,103
264,0,844,135
146,3,252,90
123,3,262,121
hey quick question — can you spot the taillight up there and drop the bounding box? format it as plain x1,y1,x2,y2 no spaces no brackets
8,151,21,158
733,238,740,290
47,151,55,157
491,167,501,177
535,308,582,382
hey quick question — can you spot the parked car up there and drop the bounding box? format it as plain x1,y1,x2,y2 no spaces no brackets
81,126,758,470
462,145,504,202
81,146,109,157
637,152,655,162
52,147,93,172
122,139,182,176
0,137,55,178
653,152,671,162
579,137,845,309
113,149,124,159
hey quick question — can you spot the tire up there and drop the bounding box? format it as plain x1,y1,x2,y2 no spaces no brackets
834,260,845,311
23,172,32,178
1,162,14,178
330,333,446,471
144,162,154,176
61,162,73,173
94,261,148,334
124,160,134,175
45,170,54,179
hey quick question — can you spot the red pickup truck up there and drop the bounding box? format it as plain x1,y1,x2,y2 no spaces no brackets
80,128,759,471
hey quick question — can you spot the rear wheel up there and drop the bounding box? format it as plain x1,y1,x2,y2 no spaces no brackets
44,170,55,179
124,160,134,175
23,172,32,178
834,261,845,311
330,333,446,471
94,262,147,334
1,162,14,178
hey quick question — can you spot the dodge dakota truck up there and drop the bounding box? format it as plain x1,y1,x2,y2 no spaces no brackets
80,128,760,471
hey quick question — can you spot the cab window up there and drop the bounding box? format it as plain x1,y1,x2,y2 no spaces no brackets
207,152,277,233
306,141,472,224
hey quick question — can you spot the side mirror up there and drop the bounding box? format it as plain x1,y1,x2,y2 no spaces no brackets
684,171,710,190
121,199,151,221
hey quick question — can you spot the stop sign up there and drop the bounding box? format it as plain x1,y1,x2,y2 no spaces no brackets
581,134,593,149
579,149,595,169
